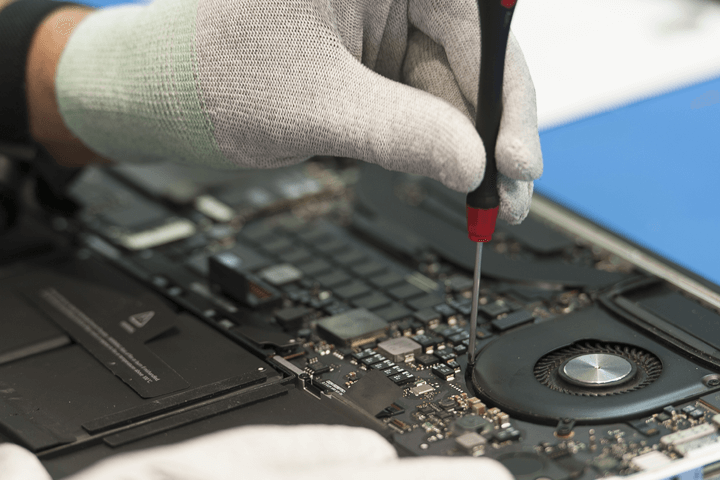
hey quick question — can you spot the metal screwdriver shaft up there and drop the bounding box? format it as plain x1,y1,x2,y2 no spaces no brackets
467,243,483,364
466,0,517,369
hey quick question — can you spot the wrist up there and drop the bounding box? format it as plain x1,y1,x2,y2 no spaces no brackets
25,5,109,167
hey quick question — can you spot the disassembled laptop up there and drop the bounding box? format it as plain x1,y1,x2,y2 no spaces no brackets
2,156,720,480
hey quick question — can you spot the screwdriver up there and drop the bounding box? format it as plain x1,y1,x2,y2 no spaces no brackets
466,0,518,370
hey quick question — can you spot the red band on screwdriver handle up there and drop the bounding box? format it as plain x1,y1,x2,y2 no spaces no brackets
466,205,499,243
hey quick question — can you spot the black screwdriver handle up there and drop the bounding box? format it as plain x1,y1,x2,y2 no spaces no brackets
466,0,517,210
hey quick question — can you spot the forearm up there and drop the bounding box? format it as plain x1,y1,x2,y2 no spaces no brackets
24,4,112,167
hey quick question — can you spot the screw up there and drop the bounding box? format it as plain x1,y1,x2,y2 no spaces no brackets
702,374,720,387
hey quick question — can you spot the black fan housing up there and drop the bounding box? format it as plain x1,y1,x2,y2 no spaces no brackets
471,306,716,425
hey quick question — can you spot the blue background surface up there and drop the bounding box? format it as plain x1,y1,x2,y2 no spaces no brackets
67,0,720,286
536,76,720,286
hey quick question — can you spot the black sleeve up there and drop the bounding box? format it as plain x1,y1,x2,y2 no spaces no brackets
0,0,79,158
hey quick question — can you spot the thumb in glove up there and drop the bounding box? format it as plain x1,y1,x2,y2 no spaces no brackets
64,425,515,480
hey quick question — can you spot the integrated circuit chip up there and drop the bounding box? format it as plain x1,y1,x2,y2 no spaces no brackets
274,306,313,330
377,337,422,363
316,308,388,347
258,263,303,286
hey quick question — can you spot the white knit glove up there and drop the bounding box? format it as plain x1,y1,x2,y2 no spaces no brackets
0,443,51,480
57,0,543,223
1,425,514,480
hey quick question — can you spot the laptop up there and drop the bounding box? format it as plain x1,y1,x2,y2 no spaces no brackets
1,67,720,479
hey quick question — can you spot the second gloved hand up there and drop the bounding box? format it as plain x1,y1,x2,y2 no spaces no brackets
1,425,515,480
57,0,543,223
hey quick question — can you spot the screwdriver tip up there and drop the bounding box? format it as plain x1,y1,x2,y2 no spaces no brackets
467,243,484,367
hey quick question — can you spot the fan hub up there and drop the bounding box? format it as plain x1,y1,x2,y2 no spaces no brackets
533,340,660,396
560,353,635,387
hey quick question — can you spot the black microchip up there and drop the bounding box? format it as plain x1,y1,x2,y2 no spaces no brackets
413,308,441,325
390,371,415,385
296,226,330,243
383,366,404,377
438,410,453,420
436,326,464,340
447,360,461,372
315,238,348,254
261,237,294,254
449,332,469,344
309,297,332,309
448,298,471,310
409,321,425,334
656,413,671,422
407,294,444,311
316,271,352,288
296,259,333,276
361,354,387,367
307,362,331,375
418,405,434,414
453,344,468,355
287,290,310,302
479,301,510,319
682,405,696,414
689,410,705,419
628,418,660,437
240,223,276,242
376,402,406,419
445,275,474,292
375,303,412,322
323,302,351,316
279,247,312,264
416,354,438,367
333,249,366,266
435,349,457,362
677,419,692,430
371,360,395,371
476,326,493,339
351,261,386,278
434,303,457,319
316,308,388,347
351,349,375,362
368,271,404,289
432,364,455,380
274,306,313,330
388,283,424,301
491,310,535,332
333,281,372,300
395,319,414,334
352,292,391,310
412,334,438,352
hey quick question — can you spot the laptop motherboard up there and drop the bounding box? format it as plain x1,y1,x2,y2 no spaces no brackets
4,157,720,479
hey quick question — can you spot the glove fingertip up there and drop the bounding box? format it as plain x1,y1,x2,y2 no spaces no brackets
496,135,543,182
498,177,534,224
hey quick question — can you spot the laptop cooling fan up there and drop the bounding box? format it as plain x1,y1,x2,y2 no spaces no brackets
470,307,717,425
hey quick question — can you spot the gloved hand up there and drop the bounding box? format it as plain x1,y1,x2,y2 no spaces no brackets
56,0,543,223
1,425,514,480
0,443,51,480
